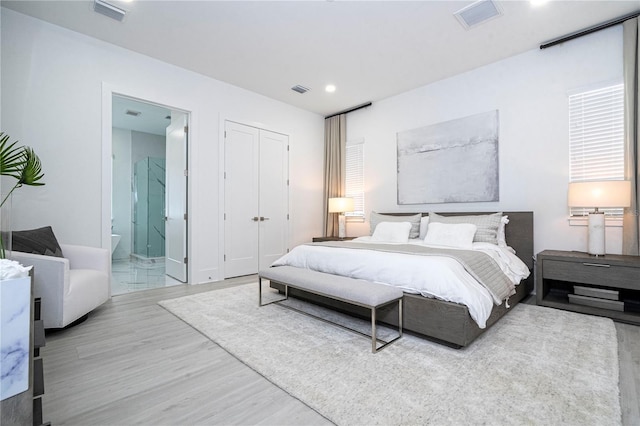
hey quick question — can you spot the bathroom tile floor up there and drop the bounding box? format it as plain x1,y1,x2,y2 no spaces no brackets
111,259,183,296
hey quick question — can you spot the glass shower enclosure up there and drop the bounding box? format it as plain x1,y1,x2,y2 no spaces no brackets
133,157,166,259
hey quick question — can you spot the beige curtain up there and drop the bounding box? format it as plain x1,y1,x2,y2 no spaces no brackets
623,17,640,255
323,114,346,237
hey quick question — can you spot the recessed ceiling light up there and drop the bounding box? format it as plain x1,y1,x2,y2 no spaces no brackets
325,84,336,93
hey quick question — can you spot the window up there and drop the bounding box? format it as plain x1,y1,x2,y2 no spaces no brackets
345,139,364,221
569,83,624,217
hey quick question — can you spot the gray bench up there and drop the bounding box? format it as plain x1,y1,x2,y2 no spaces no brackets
258,266,403,353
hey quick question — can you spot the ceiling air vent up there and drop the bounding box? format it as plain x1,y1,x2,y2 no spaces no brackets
291,85,310,94
125,109,141,117
454,0,503,30
94,0,126,22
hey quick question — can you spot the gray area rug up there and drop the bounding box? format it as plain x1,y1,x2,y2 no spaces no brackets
159,284,621,425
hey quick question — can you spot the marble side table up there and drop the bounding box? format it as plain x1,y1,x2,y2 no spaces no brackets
1,276,33,425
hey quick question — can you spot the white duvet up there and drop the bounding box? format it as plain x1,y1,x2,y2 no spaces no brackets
271,238,530,328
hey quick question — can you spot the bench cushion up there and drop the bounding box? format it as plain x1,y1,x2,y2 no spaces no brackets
259,266,403,308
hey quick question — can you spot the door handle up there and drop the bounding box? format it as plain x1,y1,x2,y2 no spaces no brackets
251,217,260,222
260,217,270,221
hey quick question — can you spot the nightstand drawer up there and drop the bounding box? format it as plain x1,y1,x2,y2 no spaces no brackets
543,259,640,290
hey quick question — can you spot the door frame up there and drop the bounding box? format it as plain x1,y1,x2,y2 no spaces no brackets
101,82,193,283
218,117,291,279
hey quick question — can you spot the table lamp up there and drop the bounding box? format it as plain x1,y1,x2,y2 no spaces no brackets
328,197,354,239
567,180,631,256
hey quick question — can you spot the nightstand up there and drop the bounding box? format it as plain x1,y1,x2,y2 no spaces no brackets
536,250,640,325
312,236,356,242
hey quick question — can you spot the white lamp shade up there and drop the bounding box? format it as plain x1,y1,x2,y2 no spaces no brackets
328,197,355,213
567,180,631,208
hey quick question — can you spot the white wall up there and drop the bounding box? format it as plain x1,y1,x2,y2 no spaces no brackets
0,6,2,130
1,9,325,283
131,131,165,164
346,26,624,256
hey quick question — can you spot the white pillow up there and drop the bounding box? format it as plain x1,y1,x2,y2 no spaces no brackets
497,215,509,247
423,222,477,249
418,216,430,240
371,221,412,243
370,212,421,239
428,212,502,245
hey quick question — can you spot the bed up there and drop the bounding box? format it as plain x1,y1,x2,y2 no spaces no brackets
269,211,534,348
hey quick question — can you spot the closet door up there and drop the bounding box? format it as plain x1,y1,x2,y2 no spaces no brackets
224,122,260,277
259,130,289,269
224,121,289,278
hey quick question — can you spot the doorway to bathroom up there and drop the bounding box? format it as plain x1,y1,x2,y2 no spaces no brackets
110,95,187,295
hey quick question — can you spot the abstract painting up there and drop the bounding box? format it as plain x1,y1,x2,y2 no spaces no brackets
397,110,499,204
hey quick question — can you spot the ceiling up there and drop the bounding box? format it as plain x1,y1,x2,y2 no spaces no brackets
3,0,639,116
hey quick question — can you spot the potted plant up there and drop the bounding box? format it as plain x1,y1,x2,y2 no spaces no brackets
0,132,45,257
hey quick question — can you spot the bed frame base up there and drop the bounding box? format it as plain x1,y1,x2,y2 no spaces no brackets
272,277,531,348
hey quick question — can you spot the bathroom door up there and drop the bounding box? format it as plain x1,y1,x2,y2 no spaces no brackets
165,111,188,282
224,121,289,278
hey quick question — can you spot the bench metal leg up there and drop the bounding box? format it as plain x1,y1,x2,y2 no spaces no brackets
371,298,403,353
372,307,377,353
258,277,288,307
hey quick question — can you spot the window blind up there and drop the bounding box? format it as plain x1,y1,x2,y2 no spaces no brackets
345,142,364,219
569,83,624,216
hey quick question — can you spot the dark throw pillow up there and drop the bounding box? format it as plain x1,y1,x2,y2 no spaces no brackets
12,226,64,257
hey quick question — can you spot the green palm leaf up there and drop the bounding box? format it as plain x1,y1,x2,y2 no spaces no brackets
0,132,45,258
19,147,45,186
0,132,27,180
0,132,45,208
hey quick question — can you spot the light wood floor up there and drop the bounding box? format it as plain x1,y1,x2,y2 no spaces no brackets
42,279,640,425
42,276,332,426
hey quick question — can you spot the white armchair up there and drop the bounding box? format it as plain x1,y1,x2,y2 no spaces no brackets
10,244,111,329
